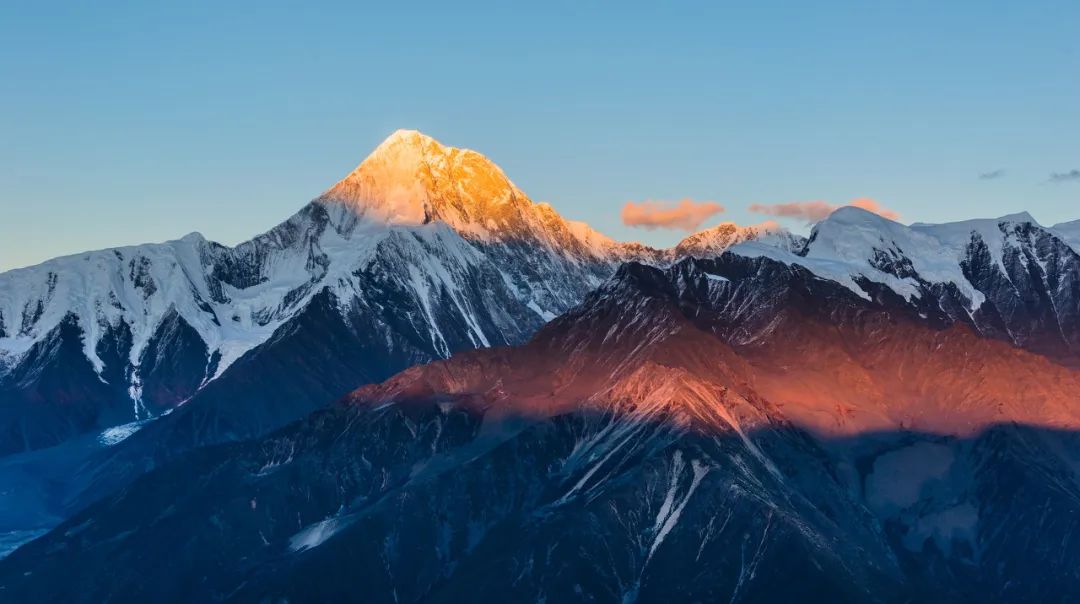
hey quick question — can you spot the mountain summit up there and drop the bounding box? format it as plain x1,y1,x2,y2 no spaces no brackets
318,129,513,228
318,130,609,250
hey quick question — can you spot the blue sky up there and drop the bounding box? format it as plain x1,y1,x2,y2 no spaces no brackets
1,0,1078,270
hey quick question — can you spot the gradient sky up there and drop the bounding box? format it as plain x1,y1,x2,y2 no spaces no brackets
2,0,1078,271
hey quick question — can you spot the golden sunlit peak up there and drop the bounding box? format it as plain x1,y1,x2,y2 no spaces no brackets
316,128,527,232
359,129,453,175
374,128,441,152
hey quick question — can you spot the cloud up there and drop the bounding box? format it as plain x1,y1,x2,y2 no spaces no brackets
621,198,726,231
748,201,835,223
979,169,1005,180
848,197,901,221
748,197,900,224
1050,169,1080,183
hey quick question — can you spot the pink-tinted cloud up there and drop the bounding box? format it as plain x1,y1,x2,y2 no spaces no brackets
621,198,726,231
848,197,900,221
748,197,900,224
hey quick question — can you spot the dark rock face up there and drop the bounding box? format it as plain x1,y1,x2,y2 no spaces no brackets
135,309,214,413
6,404,1080,602
962,224,1080,357
0,405,909,603
0,316,125,456
0,310,214,457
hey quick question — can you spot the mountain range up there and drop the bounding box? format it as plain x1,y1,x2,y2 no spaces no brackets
0,130,804,459
2,130,1080,602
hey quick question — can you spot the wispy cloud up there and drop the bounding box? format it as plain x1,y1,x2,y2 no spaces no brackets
747,201,835,223
747,202,838,223
621,198,725,231
1050,169,1080,183
979,169,1005,180
747,197,900,224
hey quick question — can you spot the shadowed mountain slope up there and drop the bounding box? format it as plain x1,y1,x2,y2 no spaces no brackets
5,254,1080,602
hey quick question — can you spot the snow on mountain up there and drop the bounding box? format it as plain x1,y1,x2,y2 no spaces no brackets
730,207,1080,356
733,207,984,304
672,220,806,258
0,234,216,374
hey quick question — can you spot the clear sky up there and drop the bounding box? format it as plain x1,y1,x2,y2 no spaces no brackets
2,0,1078,271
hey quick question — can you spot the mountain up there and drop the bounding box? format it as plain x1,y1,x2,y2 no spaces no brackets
0,131,804,556
0,130,664,458
4,251,1079,602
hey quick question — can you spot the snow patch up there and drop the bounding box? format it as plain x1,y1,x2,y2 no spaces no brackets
527,300,557,321
289,514,352,552
97,420,150,446
647,451,709,560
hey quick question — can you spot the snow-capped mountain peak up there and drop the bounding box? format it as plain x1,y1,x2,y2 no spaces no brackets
314,130,678,267
316,129,531,237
